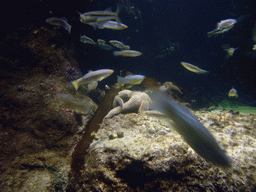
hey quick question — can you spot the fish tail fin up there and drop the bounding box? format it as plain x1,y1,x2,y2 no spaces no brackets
68,24,72,33
117,75,124,85
207,32,212,38
92,23,98,30
115,5,122,26
71,80,79,91
113,51,119,56
76,11,82,15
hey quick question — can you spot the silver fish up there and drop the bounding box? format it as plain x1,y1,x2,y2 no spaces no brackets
113,50,142,57
80,35,96,44
78,7,121,29
98,21,128,30
117,75,145,86
56,93,90,113
109,40,130,50
71,69,114,91
180,62,209,74
207,19,237,37
149,90,232,168
45,17,72,33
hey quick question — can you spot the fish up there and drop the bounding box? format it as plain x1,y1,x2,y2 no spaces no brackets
96,39,113,50
228,87,238,97
97,39,106,44
71,69,114,91
149,90,232,168
225,47,238,59
222,44,238,59
56,93,91,113
207,19,237,37
252,44,256,51
80,35,96,44
109,40,130,50
45,17,72,33
180,62,209,74
98,21,128,30
78,7,121,29
113,50,142,57
163,82,183,94
117,74,145,86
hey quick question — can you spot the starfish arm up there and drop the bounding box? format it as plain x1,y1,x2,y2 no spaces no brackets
104,106,122,118
122,96,141,111
113,95,124,108
138,100,150,113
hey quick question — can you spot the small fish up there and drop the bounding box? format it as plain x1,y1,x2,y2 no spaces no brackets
97,39,106,44
71,69,114,91
222,45,239,59
149,90,232,168
98,21,128,30
109,40,130,50
228,87,238,97
252,44,256,51
163,82,183,94
45,17,72,33
78,7,121,29
180,62,209,74
117,74,145,86
96,39,113,50
113,50,142,57
207,19,237,37
80,35,96,44
56,93,91,113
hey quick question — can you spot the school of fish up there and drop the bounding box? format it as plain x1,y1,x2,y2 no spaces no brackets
46,6,256,169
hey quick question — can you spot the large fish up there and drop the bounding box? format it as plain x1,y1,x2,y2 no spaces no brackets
71,69,114,91
149,90,232,168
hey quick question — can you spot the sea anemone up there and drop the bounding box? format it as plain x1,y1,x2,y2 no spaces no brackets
62,61,81,81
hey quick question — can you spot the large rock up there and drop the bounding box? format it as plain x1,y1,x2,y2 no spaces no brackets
75,112,256,191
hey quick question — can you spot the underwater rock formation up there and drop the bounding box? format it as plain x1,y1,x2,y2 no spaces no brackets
74,112,255,191
0,25,96,191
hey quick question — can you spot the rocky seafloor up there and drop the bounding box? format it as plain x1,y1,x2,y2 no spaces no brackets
1,24,256,192
67,111,256,191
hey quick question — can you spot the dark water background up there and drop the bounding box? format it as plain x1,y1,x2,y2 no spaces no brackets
2,0,256,107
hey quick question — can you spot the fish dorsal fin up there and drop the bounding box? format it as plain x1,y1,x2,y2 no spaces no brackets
126,71,135,75
61,17,68,22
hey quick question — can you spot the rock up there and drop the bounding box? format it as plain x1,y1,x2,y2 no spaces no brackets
75,112,256,191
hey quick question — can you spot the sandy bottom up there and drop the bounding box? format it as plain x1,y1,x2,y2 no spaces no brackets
212,105,256,115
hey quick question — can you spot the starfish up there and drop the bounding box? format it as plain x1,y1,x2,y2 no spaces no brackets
104,90,152,118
